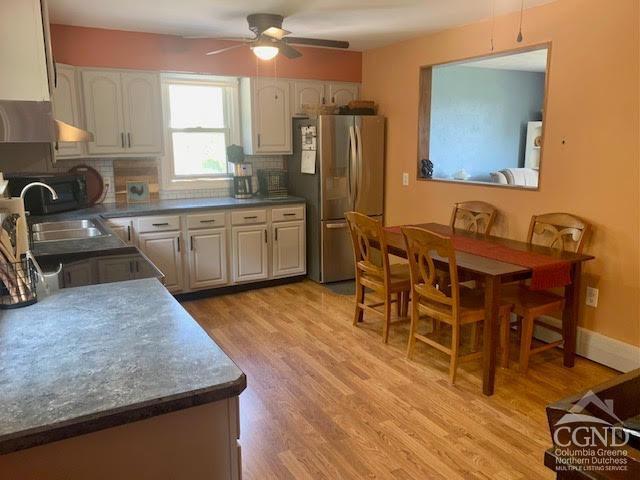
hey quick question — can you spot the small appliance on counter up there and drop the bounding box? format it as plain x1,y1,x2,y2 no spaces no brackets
227,144,255,199
6,173,88,215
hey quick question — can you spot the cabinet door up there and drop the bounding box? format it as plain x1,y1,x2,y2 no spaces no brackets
105,218,134,245
138,232,183,292
328,82,359,107
254,79,291,153
188,228,228,289
82,70,126,154
272,221,306,278
231,225,268,283
121,72,163,154
97,257,135,284
293,81,325,115
62,261,95,288
52,63,84,157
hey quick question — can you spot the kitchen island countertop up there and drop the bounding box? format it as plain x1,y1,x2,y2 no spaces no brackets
0,278,246,454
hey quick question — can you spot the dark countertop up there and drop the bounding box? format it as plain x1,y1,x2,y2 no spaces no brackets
0,278,246,454
30,196,306,257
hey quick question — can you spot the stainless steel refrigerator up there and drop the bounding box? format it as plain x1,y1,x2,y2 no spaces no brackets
288,115,385,283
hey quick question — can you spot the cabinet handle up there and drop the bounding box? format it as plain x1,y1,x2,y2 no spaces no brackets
244,216,258,220
275,228,278,241
135,261,140,273
177,236,181,252
190,235,194,251
152,222,169,227
199,219,216,223
121,132,125,148
129,261,134,273
127,132,132,148
331,96,335,103
264,229,267,243
321,96,325,105
66,271,71,284
283,213,296,217
257,134,261,148
127,225,131,242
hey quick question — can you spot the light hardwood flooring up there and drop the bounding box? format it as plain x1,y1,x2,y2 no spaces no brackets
182,280,616,480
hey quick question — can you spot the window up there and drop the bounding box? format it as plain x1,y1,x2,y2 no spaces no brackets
161,74,240,188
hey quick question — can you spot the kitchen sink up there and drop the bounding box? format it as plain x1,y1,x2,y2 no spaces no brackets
31,219,95,232
31,219,109,243
32,228,105,242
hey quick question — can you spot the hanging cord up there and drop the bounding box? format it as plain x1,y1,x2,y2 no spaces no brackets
490,0,496,51
517,0,525,43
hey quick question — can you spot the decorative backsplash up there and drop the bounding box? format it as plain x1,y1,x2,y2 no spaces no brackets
51,156,284,204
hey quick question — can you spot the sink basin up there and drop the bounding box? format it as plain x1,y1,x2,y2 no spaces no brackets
31,220,95,232
32,228,104,242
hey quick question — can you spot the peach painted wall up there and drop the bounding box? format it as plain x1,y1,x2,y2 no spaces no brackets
50,24,361,82
362,0,639,347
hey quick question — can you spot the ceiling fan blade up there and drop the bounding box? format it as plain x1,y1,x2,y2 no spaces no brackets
285,37,349,49
262,26,291,40
205,44,248,56
279,42,302,59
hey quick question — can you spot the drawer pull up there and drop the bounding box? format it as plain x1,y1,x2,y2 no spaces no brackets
283,213,296,216
244,216,258,220
199,219,216,223
152,222,169,227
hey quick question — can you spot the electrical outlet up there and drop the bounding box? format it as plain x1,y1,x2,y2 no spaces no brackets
585,287,599,307
402,172,409,186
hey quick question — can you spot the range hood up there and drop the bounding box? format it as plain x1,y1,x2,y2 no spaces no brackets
0,100,93,143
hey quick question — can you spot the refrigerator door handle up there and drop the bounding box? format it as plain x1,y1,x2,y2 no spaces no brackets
349,125,357,210
325,222,348,229
355,125,363,208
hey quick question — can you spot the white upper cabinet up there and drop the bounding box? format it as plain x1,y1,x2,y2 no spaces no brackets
241,77,292,155
293,81,326,116
0,0,50,101
328,82,359,107
82,69,162,156
121,72,162,153
82,70,126,154
52,63,84,157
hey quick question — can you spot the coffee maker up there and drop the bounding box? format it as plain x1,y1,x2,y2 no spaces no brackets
228,144,254,199
233,163,253,199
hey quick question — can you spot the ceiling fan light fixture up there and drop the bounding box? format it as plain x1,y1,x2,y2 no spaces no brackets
252,44,279,60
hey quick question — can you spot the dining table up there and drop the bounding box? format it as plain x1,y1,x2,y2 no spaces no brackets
382,223,595,396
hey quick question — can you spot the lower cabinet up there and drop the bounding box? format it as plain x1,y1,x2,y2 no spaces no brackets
271,221,306,278
105,218,134,245
231,225,269,283
137,231,183,292
62,260,95,288
188,228,228,289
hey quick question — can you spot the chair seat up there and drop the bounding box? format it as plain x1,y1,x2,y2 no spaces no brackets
417,287,512,324
501,284,564,317
361,262,411,291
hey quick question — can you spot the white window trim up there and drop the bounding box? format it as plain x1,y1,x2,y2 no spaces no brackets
160,73,241,191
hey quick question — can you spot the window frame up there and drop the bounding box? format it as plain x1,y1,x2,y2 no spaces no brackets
160,73,241,190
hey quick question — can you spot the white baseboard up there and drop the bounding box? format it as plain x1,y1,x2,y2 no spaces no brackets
528,315,640,373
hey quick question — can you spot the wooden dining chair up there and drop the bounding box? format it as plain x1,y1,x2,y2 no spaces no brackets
501,213,591,372
401,226,512,384
345,212,411,343
450,201,498,235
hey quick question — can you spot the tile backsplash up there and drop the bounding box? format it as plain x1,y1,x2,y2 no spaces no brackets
50,155,284,203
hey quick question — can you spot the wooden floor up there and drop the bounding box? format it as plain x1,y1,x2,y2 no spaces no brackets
182,280,616,480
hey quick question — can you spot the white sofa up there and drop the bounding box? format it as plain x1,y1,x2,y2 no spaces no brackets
490,168,539,187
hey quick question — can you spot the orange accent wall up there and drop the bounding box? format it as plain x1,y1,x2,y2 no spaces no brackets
362,0,639,347
50,24,361,82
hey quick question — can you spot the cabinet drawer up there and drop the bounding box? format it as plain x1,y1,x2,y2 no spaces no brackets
272,205,305,222
187,212,226,230
231,209,267,225
137,215,180,233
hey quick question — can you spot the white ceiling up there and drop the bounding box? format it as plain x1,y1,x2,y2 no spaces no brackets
48,0,556,51
460,48,548,72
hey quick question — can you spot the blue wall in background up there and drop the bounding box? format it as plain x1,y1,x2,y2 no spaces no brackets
429,66,545,181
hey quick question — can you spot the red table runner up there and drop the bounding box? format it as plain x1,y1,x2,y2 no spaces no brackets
385,225,571,290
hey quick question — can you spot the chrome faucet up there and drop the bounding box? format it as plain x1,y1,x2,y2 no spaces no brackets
20,182,58,200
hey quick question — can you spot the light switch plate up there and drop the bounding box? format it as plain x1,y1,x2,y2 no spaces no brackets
402,173,409,186
585,287,599,307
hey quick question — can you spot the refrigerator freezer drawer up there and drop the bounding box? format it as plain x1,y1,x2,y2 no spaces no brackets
321,220,354,283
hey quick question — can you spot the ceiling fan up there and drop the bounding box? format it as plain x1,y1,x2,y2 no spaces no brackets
193,13,350,60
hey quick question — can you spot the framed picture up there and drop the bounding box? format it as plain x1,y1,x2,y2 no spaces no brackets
126,181,150,203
